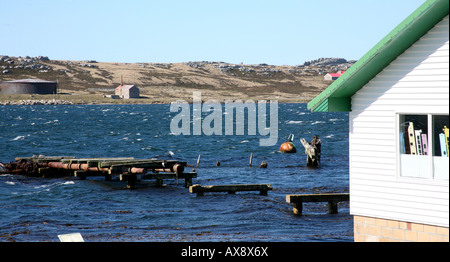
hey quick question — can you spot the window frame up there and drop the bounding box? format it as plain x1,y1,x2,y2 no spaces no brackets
396,112,449,182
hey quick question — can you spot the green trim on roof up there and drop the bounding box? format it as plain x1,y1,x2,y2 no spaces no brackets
307,0,449,112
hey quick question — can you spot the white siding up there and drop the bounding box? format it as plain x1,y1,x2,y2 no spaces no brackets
349,16,449,227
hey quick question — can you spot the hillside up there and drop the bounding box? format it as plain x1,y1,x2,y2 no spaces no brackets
0,56,355,104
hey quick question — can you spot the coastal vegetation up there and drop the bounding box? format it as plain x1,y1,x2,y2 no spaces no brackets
1,56,354,104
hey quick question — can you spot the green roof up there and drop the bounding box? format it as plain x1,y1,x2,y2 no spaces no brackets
307,0,449,112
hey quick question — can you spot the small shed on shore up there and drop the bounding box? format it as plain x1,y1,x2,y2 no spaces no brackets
115,84,140,99
308,0,448,242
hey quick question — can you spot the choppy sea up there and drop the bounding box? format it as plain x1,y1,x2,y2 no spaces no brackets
0,103,351,242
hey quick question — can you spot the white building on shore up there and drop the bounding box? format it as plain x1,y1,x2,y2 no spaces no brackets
308,0,449,242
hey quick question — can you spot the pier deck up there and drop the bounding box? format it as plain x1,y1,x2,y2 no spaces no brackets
4,156,196,189
286,193,349,215
189,184,273,196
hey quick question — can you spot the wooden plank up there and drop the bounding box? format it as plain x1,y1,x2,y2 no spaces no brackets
141,172,197,180
122,172,197,188
99,159,181,168
189,184,273,196
60,157,135,162
61,158,138,169
109,163,187,175
286,193,349,215
74,170,87,180
15,156,75,162
286,193,349,203
60,157,136,166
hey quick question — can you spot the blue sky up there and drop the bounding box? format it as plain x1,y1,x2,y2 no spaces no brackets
1,0,425,65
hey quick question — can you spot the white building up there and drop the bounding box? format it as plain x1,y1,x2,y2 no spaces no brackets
308,0,449,242
115,84,140,99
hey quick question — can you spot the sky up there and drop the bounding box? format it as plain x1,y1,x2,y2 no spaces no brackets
1,0,426,65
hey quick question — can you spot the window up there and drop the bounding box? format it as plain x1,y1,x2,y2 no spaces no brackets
433,115,449,180
399,114,449,180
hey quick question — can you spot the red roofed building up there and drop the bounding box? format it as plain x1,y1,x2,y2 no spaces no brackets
324,70,346,81
114,76,140,99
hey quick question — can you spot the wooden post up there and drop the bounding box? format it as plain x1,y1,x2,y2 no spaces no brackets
184,177,193,188
74,170,87,180
196,154,201,167
127,173,137,189
300,138,319,167
120,173,137,189
259,161,268,168
38,167,49,177
249,153,253,167
292,202,303,215
328,201,338,214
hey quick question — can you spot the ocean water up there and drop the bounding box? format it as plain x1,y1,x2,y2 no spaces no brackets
0,103,351,242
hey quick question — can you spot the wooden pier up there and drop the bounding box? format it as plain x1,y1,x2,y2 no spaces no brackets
125,172,198,188
3,156,196,189
286,193,349,215
189,184,273,196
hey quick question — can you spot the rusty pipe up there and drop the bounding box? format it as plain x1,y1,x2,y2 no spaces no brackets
172,163,184,174
41,162,147,174
42,162,110,172
128,167,146,174
152,163,184,174
41,162,179,174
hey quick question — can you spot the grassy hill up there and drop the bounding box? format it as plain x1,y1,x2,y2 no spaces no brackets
0,56,354,104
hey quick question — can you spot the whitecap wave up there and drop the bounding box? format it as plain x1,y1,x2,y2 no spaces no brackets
34,180,75,189
285,120,303,124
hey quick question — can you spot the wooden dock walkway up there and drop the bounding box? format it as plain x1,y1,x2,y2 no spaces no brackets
189,184,273,196
286,193,349,215
5,156,196,189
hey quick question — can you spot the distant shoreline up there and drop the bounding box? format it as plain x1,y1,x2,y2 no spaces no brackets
0,98,310,106
0,92,313,105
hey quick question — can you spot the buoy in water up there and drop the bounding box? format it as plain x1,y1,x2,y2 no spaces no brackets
280,134,297,153
280,142,296,153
